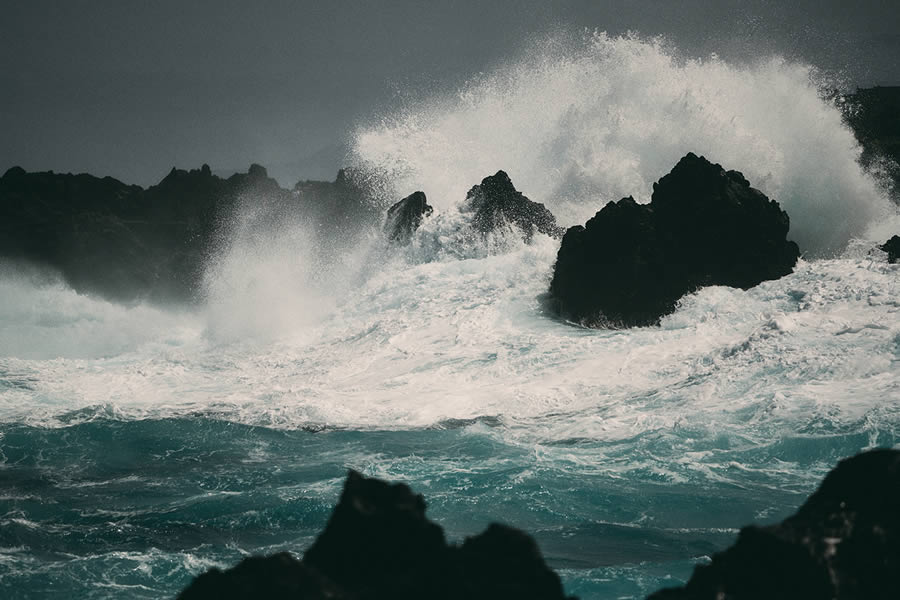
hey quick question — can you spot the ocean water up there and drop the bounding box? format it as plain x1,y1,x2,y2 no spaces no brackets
1,33,899,599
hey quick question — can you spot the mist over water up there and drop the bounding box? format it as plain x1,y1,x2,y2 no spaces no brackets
1,31,899,600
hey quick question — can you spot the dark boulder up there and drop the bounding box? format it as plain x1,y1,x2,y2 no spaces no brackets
384,191,432,244
178,470,574,600
647,448,900,600
881,235,900,263
462,171,564,240
548,153,801,327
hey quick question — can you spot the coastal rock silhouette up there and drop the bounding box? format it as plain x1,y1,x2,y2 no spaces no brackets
881,235,900,263
384,191,432,244
462,170,564,241
0,165,380,302
178,470,573,600
648,448,900,600
548,153,801,327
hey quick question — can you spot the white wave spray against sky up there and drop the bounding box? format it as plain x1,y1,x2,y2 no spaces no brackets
353,31,897,256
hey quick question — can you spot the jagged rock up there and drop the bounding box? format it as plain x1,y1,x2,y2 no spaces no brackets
384,191,432,244
548,153,801,327
462,171,564,240
647,448,900,600
881,235,900,263
178,470,574,600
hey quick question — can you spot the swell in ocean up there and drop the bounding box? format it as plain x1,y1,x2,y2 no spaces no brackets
0,32,898,599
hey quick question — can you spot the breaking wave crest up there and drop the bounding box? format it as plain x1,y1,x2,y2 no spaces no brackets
353,31,895,256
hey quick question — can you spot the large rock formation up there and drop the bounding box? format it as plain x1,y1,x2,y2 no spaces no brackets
0,164,380,303
881,235,900,263
548,153,801,327
384,191,432,244
178,470,573,600
648,448,900,600
462,171,564,241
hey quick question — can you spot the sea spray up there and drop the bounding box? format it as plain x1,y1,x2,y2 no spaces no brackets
353,31,895,255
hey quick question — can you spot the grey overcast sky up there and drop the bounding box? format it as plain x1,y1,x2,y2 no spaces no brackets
3,0,899,186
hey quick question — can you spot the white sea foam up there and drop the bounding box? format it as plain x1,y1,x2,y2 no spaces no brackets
353,31,896,256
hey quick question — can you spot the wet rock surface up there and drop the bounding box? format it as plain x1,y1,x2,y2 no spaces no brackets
648,448,900,600
548,153,800,327
462,170,564,241
383,191,432,244
881,235,900,263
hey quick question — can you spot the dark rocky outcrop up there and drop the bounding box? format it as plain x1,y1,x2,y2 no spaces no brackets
647,448,900,600
841,86,900,198
0,164,380,303
462,171,564,240
881,235,900,263
178,470,573,600
547,153,800,327
384,191,432,244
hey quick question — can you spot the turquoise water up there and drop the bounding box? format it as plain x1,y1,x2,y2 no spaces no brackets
2,414,895,599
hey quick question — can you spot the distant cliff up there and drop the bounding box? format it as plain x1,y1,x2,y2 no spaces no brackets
0,164,381,303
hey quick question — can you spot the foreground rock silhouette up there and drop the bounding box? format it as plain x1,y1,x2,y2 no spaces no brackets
881,235,900,263
649,448,900,600
548,153,801,327
177,470,573,600
462,170,564,240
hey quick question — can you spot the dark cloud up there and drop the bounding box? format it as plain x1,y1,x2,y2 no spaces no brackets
2,0,898,186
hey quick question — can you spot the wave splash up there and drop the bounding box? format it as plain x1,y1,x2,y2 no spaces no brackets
353,31,895,256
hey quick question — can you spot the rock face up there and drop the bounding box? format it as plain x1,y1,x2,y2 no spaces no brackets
462,171,564,240
178,470,574,600
548,153,801,327
881,235,900,263
0,165,379,303
647,448,900,600
384,191,432,244
841,86,900,197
